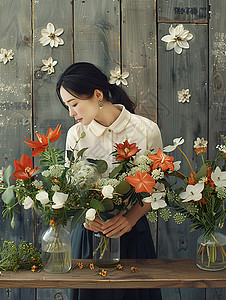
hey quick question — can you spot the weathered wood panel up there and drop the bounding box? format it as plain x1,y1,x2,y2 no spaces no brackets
32,0,74,299
157,23,208,300
207,0,226,298
121,0,157,122
74,0,120,74
0,0,34,299
157,0,209,23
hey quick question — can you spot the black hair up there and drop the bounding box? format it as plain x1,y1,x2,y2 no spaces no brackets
56,62,135,113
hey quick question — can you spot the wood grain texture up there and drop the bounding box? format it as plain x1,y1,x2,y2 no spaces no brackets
0,0,34,299
157,0,209,23
121,0,157,122
0,259,225,289
74,0,120,74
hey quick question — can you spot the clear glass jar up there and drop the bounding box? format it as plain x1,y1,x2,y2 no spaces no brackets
196,231,226,271
93,232,120,267
41,225,71,273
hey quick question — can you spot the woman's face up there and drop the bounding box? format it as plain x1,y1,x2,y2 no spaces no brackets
60,86,102,126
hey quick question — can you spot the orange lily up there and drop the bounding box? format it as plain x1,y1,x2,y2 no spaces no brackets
12,154,39,180
126,171,155,193
148,148,174,172
24,124,61,156
116,140,141,161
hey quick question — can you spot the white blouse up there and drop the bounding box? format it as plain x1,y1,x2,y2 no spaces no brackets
66,105,163,173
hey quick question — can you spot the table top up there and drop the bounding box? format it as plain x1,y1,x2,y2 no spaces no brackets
0,259,226,289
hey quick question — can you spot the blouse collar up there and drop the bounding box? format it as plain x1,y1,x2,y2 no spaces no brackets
88,105,131,137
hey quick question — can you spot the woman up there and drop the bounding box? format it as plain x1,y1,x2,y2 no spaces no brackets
56,62,162,300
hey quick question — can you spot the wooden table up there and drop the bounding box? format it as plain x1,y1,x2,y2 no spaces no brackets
0,259,225,289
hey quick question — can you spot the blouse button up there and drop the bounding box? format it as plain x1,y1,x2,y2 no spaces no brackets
108,129,112,132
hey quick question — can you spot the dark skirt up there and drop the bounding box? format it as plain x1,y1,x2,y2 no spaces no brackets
69,215,162,300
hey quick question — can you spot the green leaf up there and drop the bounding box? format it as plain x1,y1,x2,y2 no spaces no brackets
101,198,114,211
77,147,89,159
194,164,207,181
2,187,15,206
3,165,13,187
115,181,131,194
70,209,85,230
90,198,105,212
109,164,123,178
96,160,108,174
66,150,75,164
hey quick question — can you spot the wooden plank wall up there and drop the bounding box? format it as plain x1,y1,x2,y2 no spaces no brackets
0,0,225,299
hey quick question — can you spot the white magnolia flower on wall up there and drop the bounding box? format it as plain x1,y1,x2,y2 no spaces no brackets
177,89,191,103
41,57,58,74
39,23,64,48
0,48,14,64
161,24,193,54
109,65,129,86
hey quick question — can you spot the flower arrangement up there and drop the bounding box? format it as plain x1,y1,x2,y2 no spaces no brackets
0,124,177,270
164,136,226,270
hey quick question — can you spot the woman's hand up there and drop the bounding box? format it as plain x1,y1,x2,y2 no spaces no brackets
101,215,133,238
83,215,105,233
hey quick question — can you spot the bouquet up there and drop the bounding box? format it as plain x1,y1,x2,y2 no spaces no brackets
0,124,178,269
164,136,226,270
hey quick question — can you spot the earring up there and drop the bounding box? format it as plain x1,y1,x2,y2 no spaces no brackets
99,101,103,108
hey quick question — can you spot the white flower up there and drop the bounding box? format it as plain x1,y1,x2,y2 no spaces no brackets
163,137,184,152
52,191,68,209
0,48,14,64
102,185,114,198
216,144,226,154
85,208,96,221
109,65,129,86
36,190,49,205
143,192,167,210
41,57,57,74
180,183,204,202
173,161,181,171
39,23,64,48
211,166,226,187
194,137,208,149
23,196,34,210
161,24,193,54
177,89,191,103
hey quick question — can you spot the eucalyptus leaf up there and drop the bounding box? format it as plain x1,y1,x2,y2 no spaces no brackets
194,164,207,181
3,165,13,187
109,164,123,178
96,160,108,174
2,187,15,206
90,198,105,212
115,181,131,194
77,147,89,159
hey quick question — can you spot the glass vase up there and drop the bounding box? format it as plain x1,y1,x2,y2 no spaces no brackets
196,231,226,271
93,232,120,267
41,225,71,273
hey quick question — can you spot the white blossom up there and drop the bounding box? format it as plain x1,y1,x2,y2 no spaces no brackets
177,89,191,103
52,192,68,209
216,144,226,154
41,57,57,74
36,190,49,205
163,137,184,152
0,48,14,64
102,185,114,198
151,168,164,180
143,192,167,210
39,23,64,48
85,208,96,221
109,65,129,86
180,183,204,202
211,166,226,187
194,137,208,149
161,24,193,54
23,196,34,210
